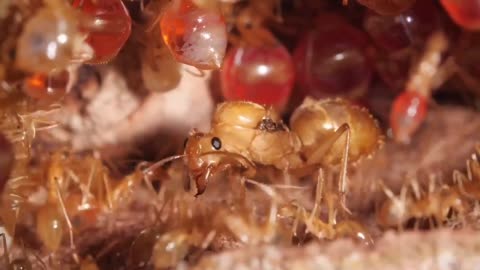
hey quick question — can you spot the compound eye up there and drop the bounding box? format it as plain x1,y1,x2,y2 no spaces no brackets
211,137,222,150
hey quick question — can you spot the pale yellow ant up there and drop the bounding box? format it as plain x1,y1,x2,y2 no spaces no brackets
145,97,383,216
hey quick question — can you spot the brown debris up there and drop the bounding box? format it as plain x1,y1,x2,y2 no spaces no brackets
193,229,480,270
44,64,214,157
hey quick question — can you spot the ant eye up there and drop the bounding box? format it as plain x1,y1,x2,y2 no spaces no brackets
211,137,222,150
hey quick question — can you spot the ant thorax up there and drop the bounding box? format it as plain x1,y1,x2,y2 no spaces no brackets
210,101,302,169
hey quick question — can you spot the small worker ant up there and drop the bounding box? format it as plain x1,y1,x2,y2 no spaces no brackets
376,178,468,230
377,147,480,229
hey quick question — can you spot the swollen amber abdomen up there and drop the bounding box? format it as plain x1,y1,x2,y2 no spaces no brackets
440,0,480,30
293,14,372,100
73,0,132,63
15,7,79,73
23,70,68,101
390,91,428,143
160,0,227,69
363,0,441,92
220,45,295,111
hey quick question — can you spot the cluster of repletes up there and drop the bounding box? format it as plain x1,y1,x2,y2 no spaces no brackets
3,0,480,140
217,0,480,141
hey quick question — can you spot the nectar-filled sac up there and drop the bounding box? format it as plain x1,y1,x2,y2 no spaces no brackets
363,0,441,92
220,45,295,111
293,14,372,100
15,7,80,73
364,0,440,52
390,91,428,144
440,0,480,30
23,70,69,101
160,0,227,69
73,0,132,64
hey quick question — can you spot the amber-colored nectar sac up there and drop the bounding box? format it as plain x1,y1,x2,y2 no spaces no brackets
294,14,372,100
390,91,428,144
160,0,227,70
220,45,295,111
441,0,480,30
23,70,69,101
73,0,132,64
363,0,441,92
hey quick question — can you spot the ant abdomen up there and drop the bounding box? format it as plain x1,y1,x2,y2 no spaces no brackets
290,97,382,165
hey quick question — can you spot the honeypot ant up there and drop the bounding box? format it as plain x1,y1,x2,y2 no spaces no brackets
376,178,468,229
146,97,382,217
390,31,452,144
389,30,480,144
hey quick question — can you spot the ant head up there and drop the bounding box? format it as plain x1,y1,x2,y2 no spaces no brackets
183,128,255,195
183,129,224,172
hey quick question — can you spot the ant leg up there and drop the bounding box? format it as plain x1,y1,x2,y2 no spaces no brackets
263,197,278,242
398,184,408,232
102,174,113,210
467,159,474,182
431,56,457,90
428,175,437,194
0,233,10,266
409,178,422,200
380,180,407,231
338,125,351,215
292,205,301,238
54,179,79,264
305,124,351,214
310,169,324,219
31,251,48,270
183,66,206,78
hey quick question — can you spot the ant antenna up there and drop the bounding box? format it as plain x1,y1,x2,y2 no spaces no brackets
54,179,79,264
143,155,185,177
